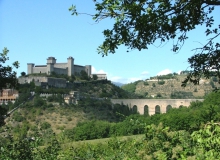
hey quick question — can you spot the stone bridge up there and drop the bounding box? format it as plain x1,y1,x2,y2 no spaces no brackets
110,99,204,115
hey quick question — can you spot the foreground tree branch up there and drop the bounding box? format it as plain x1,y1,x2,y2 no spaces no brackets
70,0,220,86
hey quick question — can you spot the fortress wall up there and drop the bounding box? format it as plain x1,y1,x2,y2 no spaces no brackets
54,63,67,69
32,77,48,83
54,68,67,75
33,67,47,74
47,77,66,88
18,77,66,88
74,65,85,74
18,76,48,84
111,99,204,115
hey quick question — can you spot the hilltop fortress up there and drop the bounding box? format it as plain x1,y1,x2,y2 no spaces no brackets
27,56,92,77
18,56,107,88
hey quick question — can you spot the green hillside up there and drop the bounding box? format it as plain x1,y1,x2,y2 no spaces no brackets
1,74,220,159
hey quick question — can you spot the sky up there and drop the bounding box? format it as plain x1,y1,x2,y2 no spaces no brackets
0,0,219,84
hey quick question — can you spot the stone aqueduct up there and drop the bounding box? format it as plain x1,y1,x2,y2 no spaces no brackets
110,99,204,115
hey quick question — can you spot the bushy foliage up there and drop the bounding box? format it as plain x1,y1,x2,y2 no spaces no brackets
152,83,156,87
157,80,165,85
171,91,194,99
70,120,110,140
150,73,176,80
157,73,176,80
33,96,46,107
1,122,220,159
40,122,51,130
0,48,19,90
13,112,26,122
47,94,64,104
121,82,136,93
79,70,90,81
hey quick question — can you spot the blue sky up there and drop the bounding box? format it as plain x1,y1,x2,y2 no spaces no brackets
1,0,219,84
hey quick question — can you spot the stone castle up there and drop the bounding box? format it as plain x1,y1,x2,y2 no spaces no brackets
18,56,107,88
27,56,92,77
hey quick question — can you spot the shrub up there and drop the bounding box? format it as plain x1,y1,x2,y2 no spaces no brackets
158,80,165,85
13,112,26,122
40,122,51,130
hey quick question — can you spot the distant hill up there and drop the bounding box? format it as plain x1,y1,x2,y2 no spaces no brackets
121,74,220,99
112,81,125,87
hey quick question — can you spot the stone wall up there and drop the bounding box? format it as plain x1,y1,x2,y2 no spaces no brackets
54,63,67,69
33,66,47,74
18,76,48,84
18,76,67,88
53,68,67,75
47,77,66,88
74,65,85,74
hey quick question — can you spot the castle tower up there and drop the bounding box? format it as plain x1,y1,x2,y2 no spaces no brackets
47,57,56,75
27,63,35,75
67,57,74,76
85,65,92,76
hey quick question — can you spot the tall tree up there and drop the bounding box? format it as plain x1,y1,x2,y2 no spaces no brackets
0,48,19,89
70,0,220,86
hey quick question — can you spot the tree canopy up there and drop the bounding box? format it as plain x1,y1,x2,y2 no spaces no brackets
70,0,220,86
0,48,19,89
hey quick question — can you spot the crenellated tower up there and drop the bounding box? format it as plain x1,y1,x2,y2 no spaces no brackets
47,57,56,75
27,63,34,74
67,56,74,76
85,65,92,76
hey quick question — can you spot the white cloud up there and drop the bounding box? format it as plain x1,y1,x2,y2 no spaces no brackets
141,71,149,75
110,76,123,82
157,69,172,76
108,70,150,84
92,66,96,73
92,68,150,84
109,76,140,84
92,66,107,74
97,70,106,74
128,77,141,83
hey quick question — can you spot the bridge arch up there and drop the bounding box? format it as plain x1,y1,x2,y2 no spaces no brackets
110,99,204,116
155,105,161,114
179,105,184,108
166,105,172,112
132,105,138,114
144,105,149,116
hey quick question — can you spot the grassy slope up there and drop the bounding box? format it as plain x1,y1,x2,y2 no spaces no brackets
61,134,145,149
